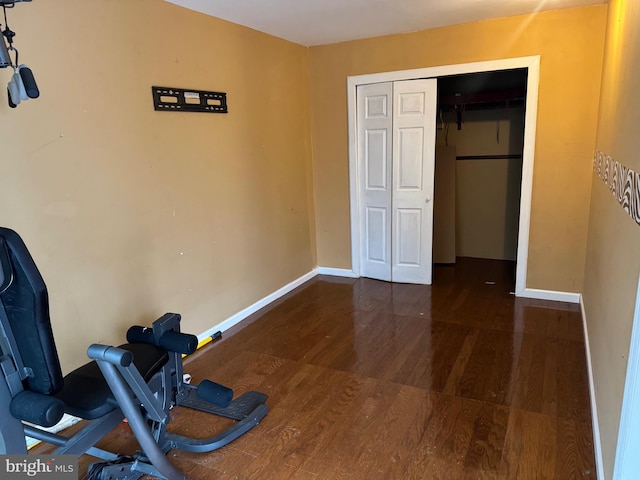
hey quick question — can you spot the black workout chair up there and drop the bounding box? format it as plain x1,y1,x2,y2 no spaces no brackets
0,227,268,479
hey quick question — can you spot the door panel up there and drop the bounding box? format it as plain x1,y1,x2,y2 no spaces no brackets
358,82,393,281
397,127,425,190
396,208,422,266
398,91,426,115
366,94,389,118
392,79,437,284
365,207,388,263
365,129,388,190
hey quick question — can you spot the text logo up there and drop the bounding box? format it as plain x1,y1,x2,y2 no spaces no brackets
1,455,77,479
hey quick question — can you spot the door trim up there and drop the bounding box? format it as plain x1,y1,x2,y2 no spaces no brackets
347,56,540,295
613,275,640,479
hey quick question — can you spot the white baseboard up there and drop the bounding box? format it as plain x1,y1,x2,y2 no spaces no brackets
518,288,581,304
317,267,358,278
580,296,605,480
196,269,318,343
196,266,357,344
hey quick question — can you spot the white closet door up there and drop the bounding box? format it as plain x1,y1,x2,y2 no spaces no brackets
391,79,437,284
356,79,437,284
357,82,393,281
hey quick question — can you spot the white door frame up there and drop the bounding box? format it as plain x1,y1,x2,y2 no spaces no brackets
613,274,640,479
347,56,540,295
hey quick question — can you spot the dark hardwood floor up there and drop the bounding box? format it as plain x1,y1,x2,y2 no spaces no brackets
44,258,597,479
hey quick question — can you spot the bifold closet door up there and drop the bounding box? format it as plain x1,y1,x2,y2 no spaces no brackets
357,79,437,284
358,82,394,282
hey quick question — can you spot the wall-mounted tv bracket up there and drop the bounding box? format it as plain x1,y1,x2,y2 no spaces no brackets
0,1,32,6
152,86,228,114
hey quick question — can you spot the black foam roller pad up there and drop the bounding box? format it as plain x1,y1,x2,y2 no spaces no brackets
10,390,64,428
196,379,233,408
126,325,154,345
19,67,39,99
159,330,198,355
127,326,197,354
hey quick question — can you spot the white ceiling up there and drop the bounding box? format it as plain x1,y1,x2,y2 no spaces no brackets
165,0,605,46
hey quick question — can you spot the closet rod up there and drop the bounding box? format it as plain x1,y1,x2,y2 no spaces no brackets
455,154,522,161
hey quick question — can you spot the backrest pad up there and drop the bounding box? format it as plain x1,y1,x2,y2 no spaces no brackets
0,227,64,395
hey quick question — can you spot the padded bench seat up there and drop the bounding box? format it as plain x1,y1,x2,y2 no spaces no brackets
56,343,168,420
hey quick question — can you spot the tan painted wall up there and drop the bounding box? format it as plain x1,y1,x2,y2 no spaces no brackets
584,0,640,476
438,108,524,261
309,6,607,292
0,0,315,373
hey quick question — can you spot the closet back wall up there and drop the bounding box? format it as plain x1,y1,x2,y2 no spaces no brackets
438,108,525,261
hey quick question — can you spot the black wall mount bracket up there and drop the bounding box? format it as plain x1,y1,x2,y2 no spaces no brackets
152,86,228,114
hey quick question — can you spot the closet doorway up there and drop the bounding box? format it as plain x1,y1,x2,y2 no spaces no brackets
347,57,540,295
433,69,527,281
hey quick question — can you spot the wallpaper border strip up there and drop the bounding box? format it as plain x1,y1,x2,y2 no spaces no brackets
593,150,640,226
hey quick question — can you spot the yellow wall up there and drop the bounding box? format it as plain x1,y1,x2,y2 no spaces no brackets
584,0,640,476
309,6,607,292
0,0,315,373
2,4,626,473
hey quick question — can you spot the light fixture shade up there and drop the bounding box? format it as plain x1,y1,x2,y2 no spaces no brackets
0,37,10,68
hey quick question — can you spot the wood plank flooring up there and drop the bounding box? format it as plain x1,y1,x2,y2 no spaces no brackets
41,258,597,479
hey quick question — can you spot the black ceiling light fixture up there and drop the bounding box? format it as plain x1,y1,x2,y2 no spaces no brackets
0,0,38,109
